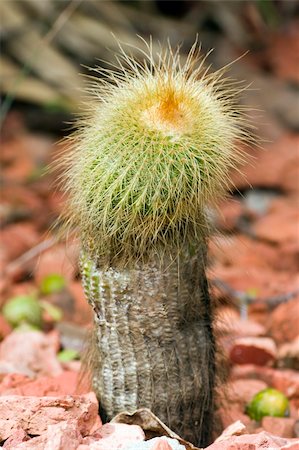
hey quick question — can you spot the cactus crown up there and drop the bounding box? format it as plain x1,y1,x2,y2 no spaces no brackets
61,39,250,266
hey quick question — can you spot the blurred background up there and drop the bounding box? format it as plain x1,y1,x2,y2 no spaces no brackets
0,0,299,408
1,0,299,137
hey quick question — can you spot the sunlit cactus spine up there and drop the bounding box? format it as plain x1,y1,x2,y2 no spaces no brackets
62,39,249,446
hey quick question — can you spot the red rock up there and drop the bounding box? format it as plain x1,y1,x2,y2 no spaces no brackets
0,373,30,394
0,330,62,377
0,223,39,264
217,199,243,232
281,443,299,450
3,429,30,448
261,416,295,439
226,379,268,406
266,24,299,84
205,430,291,450
230,337,277,366
12,421,82,450
0,392,99,440
211,263,296,303
0,315,12,340
215,307,266,337
268,297,299,344
215,420,247,442
1,185,43,221
217,407,252,430
231,135,299,193
34,243,78,284
80,423,145,449
230,365,299,399
69,281,93,325
254,202,299,245
209,235,279,271
151,438,173,450
278,337,299,370
0,370,90,397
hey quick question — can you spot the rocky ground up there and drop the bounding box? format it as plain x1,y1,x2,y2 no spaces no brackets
0,18,299,450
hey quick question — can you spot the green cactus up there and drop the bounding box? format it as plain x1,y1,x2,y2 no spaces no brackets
61,40,250,446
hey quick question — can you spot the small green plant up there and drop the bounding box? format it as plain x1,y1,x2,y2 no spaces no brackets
40,273,66,295
57,348,79,362
3,294,42,328
246,388,290,421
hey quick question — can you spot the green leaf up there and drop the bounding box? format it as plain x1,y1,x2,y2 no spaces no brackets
40,274,66,295
2,294,43,328
57,348,80,362
40,300,63,322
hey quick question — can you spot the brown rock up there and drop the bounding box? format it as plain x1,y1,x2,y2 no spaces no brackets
230,337,277,366
3,429,30,449
262,416,295,439
0,393,99,440
0,330,62,377
269,297,299,344
13,421,82,450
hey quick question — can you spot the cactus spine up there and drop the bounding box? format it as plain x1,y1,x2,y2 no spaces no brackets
62,40,248,445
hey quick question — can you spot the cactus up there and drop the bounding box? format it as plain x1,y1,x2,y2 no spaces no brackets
61,40,250,446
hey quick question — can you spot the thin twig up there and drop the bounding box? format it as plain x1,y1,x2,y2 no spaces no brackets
211,277,299,309
4,237,57,277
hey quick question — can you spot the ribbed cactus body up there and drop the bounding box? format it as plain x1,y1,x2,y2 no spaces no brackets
80,246,215,445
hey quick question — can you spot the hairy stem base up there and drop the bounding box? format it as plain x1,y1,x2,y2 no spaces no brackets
81,246,215,446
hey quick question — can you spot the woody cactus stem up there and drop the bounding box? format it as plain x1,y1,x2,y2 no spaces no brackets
62,40,249,446
81,246,215,444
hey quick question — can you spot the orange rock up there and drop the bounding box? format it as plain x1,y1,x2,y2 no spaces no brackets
262,416,295,439
230,337,277,366
268,297,299,344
